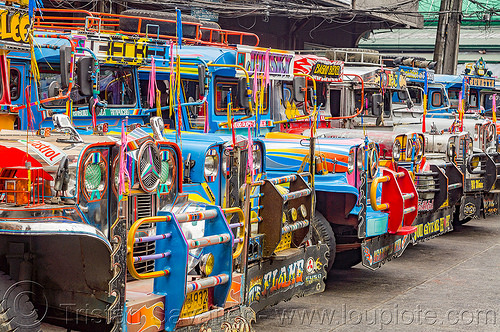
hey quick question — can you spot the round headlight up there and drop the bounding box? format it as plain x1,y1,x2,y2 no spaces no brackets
392,140,401,161
85,163,103,191
416,136,424,162
369,148,379,179
348,148,355,173
200,253,214,277
406,137,414,159
288,207,298,222
357,147,364,171
299,204,307,218
221,149,230,178
448,140,456,161
252,144,262,171
160,160,173,185
204,149,219,180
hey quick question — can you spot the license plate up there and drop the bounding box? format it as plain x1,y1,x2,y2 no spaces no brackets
180,288,209,318
275,232,291,252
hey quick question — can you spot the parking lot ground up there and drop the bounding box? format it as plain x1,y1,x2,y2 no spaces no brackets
254,217,500,331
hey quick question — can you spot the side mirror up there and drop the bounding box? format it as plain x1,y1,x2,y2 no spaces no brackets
197,64,206,97
238,77,249,109
88,96,103,116
371,93,383,116
293,76,306,102
60,45,72,89
77,57,96,97
48,81,61,98
406,99,413,109
53,114,84,143
150,116,165,141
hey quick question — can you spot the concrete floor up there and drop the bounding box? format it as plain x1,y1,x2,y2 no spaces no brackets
254,217,500,331
41,216,500,331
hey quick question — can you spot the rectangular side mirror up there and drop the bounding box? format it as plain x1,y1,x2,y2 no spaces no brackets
197,64,206,97
238,77,249,109
371,93,383,116
77,57,96,97
293,76,306,102
60,45,72,89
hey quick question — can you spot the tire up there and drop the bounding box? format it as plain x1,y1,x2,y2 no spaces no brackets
453,206,472,226
0,271,41,332
119,9,200,39
332,248,362,270
310,211,336,273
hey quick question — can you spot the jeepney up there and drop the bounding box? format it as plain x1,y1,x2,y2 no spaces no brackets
277,53,460,243
5,9,329,326
144,44,419,271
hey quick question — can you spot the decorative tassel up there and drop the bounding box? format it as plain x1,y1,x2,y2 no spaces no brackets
148,56,157,108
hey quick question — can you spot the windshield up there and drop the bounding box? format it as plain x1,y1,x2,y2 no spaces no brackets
38,64,136,108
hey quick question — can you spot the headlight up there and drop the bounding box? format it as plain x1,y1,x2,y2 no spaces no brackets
357,146,364,171
406,136,414,159
392,140,401,161
200,253,214,277
416,136,424,162
299,204,307,218
85,163,104,191
288,207,298,222
160,160,173,185
221,148,230,178
348,148,355,173
84,152,106,198
204,149,219,181
252,144,262,172
368,148,379,179
448,139,456,161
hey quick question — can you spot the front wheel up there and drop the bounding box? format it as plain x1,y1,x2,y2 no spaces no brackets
0,271,41,332
310,211,336,273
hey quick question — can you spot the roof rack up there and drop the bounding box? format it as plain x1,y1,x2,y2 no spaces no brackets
296,48,382,66
34,8,259,47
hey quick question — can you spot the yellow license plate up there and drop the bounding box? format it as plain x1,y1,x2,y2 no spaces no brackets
275,232,292,252
180,288,209,318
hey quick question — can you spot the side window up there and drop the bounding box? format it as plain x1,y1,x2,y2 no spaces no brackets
99,67,136,107
329,89,341,117
469,90,478,108
408,88,422,105
214,77,267,115
10,68,20,101
182,79,205,130
448,88,460,108
139,79,169,109
431,91,442,107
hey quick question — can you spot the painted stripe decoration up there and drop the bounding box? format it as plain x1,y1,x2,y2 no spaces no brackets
186,274,230,293
282,188,312,202
282,219,310,234
187,234,231,250
251,205,263,211
268,174,297,185
134,251,171,263
176,210,218,223
135,232,172,243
